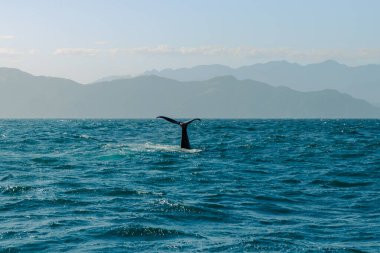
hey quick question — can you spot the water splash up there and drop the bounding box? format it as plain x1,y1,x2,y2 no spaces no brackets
128,142,203,153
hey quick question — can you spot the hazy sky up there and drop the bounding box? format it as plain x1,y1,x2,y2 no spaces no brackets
0,0,379,83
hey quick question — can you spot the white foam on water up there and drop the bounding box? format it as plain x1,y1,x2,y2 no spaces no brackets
80,134,90,139
101,142,202,155
127,142,202,153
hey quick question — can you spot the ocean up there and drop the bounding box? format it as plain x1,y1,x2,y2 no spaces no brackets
0,119,379,252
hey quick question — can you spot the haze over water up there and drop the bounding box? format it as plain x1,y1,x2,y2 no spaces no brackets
1,119,379,252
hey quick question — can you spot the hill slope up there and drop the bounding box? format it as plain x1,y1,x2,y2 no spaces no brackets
144,60,380,105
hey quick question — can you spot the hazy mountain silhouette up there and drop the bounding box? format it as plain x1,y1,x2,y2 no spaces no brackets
92,75,132,83
145,64,235,82
0,68,379,118
144,60,380,105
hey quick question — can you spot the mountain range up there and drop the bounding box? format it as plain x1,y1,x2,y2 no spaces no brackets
144,60,380,105
0,67,379,118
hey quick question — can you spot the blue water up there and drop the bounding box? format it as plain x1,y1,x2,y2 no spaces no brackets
0,119,379,252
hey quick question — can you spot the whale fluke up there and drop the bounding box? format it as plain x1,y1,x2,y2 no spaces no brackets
157,116,201,149
157,116,181,125
183,118,201,125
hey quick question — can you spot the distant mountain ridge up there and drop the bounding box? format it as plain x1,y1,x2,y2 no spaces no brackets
0,67,379,118
143,60,380,105
92,75,132,83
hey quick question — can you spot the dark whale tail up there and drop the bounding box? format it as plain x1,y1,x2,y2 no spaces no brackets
157,116,201,149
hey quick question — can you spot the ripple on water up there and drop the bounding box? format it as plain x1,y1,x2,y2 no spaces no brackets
0,174,14,182
153,199,229,222
96,225,199,240
1,185,34,195
311,179,374,188
31,156,61,165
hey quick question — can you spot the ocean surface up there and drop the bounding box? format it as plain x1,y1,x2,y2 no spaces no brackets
0,119,379,252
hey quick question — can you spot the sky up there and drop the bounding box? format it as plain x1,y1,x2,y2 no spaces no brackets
0,0,379,83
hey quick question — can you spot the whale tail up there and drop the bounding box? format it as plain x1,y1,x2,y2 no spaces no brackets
157,116,201,149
